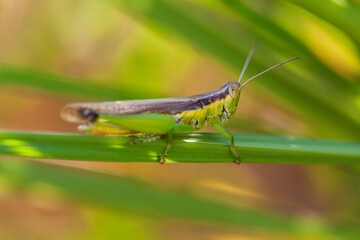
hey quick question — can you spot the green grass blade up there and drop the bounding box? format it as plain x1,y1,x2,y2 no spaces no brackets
0,157,359,239
0,130,359,163
0,65,158,100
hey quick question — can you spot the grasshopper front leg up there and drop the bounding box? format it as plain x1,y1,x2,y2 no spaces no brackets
157,129,173,164
211,122,241,164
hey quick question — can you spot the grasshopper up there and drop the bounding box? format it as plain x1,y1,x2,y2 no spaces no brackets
61,46,299,164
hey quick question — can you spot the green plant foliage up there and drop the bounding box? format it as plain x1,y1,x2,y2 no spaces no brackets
0,158,359,239
0,65,160,100
0,131,359,163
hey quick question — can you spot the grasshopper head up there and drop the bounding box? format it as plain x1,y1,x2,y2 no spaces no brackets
228,82,241,107
223,82,241,117
229,82,240,99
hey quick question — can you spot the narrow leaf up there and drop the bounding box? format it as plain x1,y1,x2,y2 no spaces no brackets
0,131,359,163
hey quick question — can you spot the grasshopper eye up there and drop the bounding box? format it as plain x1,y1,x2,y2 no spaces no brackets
229,84,239,99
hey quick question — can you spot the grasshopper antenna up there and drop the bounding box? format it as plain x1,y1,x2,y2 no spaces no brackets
240,56,300,89
238,43,257,84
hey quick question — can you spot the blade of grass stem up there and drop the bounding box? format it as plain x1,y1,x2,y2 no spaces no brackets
0,131,359,163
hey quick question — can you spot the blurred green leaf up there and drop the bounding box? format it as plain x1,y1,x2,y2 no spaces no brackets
0,130,359,163
0,65,162,100
0,157,359,239
71,209,157,240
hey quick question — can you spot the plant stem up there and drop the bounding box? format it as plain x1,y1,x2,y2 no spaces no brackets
0,130,359,163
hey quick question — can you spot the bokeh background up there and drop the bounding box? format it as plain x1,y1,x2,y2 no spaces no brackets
0,0,360,239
